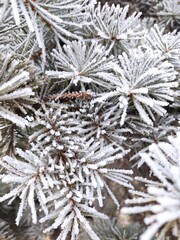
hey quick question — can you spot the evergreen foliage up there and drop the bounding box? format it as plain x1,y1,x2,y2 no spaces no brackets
0,218,16,240
0,0,180,240
122,133,180,240
78,218,144,240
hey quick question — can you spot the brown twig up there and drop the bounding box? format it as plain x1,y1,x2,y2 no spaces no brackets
47,91,93,102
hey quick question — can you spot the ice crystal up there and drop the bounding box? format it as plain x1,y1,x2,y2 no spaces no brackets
154,0,180,30
146,24,180,71
29,103,84,157
0,126,132,239
0,53,34,128
83,3,144,53
122,133,180,240
46,40,115,92
0,0,180,239
93,48,178,126
0,148,57,225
